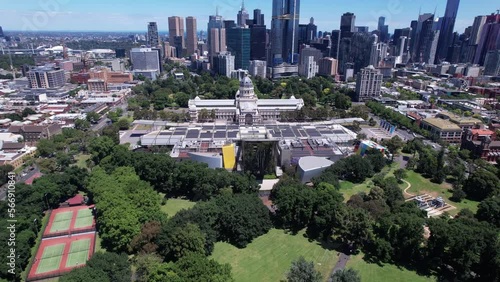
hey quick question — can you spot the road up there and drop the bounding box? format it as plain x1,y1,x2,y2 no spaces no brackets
91,101,128,132
0,165,40,201
328,253,351,281
91,117,111,132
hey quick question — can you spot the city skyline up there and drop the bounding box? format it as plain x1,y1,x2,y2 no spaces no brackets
1,0,498,33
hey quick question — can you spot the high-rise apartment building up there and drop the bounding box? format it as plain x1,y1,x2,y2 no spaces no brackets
318,57,338,77
27,65,66,89
168,16,185,51
147,22,159,47
213,52,235,78
271,0,300,65
355,66,383,102
436,0,460,63
227,27,251,70
340,12,356,39
186,17,198,56
299,46,322,78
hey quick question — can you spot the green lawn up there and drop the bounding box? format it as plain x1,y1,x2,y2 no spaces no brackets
22,213,50,281
339,163,401,201
160,198,196,218
404,171,479,214
74,154,91,169
347,254,435,282
210,229,338,282
95,233,106,253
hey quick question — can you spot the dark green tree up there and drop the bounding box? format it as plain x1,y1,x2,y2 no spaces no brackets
475,197,500,227
286,257,322,282
330,268,361,282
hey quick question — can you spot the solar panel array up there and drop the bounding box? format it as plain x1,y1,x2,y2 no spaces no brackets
148,124,350,141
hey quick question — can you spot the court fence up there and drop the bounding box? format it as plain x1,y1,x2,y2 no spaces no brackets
26,264,86,281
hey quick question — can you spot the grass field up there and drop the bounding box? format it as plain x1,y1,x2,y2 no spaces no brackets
95,233,105,253
74,154,91,169
74,209,94,229
36,244,65,274
338,163,401,201
347,254,435,282
210,229,338,282
161,198,196,217
404,171,479,214
65,239,90,267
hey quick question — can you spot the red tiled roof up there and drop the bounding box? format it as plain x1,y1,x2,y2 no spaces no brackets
470,129,494,136
65,194,84,206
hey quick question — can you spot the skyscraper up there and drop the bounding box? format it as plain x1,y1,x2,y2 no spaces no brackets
271,0,300,65
436,0,460,63
0,26,3,38
186,17,198,56
209,27,227,56
168,16,185,53
253,9,264,25
411,13,434,63
474,14,500,65
330,30,341,59
377,17,389,43
340,12,356,39
227,27,251,70
466,16,487,63
207,11,225,59
147,22,159,47
250,24,267,61
237,1,249,27
306,18,318,43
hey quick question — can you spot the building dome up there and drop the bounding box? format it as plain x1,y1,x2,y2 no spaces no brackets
240,76,253,88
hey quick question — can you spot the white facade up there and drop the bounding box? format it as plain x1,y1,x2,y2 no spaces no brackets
188,76,304,124
297,156,334,183
299,56,319,79
249,60,267,78
355,65,383,102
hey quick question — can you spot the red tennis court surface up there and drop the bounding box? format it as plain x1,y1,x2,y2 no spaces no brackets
27,232,96,281
43,205,96,238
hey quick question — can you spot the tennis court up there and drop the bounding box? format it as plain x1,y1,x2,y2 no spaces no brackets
65,239,91,267
28,232,97,281
44,205,96,237
73,209,94,229
48,211,73,233
35,244,65,274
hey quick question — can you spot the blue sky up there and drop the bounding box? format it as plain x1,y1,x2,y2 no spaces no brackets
1,0,498,33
